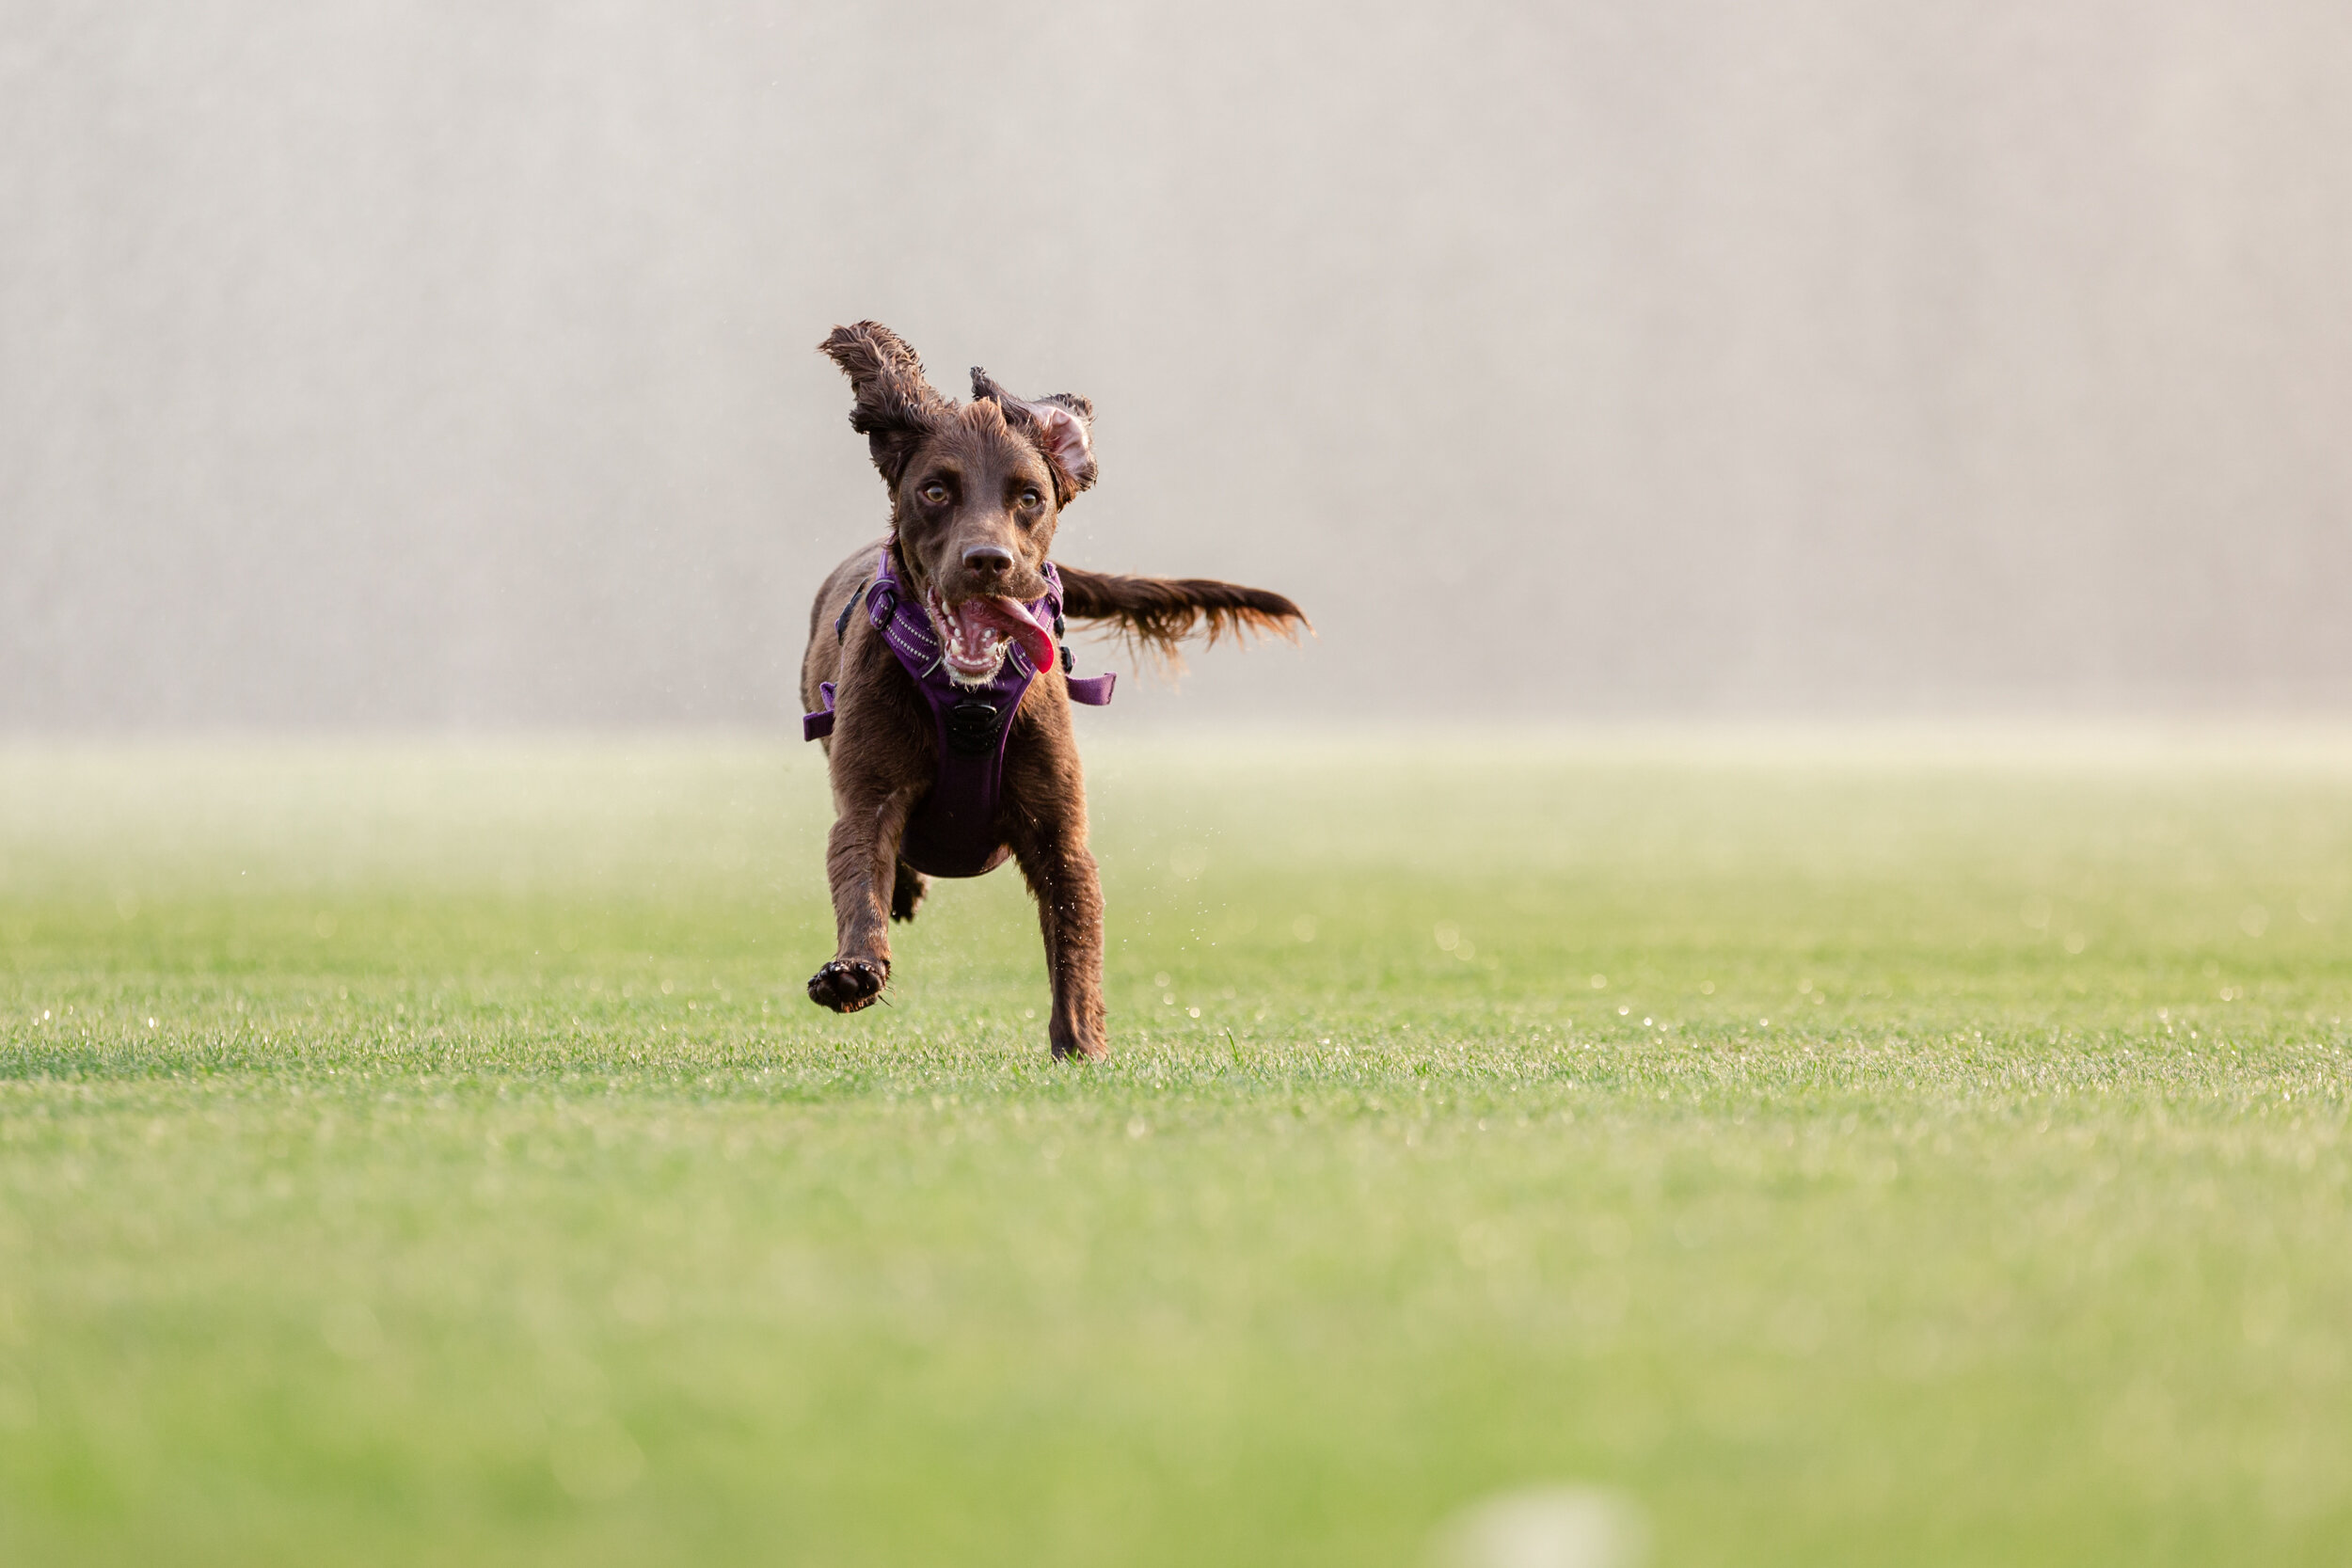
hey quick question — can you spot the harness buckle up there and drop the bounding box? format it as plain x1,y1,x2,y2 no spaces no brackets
944,698,1003,756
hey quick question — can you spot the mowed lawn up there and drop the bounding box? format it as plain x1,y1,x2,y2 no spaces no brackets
2,734,2348,1567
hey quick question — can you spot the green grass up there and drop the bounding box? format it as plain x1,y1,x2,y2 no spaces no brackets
3,732,2348,1566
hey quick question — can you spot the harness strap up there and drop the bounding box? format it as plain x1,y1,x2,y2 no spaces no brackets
834,580,869,643
802,681,836,741
800,547,1111,876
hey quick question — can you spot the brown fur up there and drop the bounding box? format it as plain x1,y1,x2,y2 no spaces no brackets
800,322,1307,1059
1056,565,1307,671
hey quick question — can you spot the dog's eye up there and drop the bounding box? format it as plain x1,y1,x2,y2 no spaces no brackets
1018,488,1041,509
921,482,949,504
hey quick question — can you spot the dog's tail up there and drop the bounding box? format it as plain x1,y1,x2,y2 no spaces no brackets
1056,565,1309,668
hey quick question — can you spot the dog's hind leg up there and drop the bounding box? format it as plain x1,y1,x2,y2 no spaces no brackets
809,783,922,1013
889,859,929,923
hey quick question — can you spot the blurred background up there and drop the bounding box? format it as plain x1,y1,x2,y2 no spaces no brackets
4,0,2347,731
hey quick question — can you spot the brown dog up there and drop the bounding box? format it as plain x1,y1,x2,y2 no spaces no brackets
800,322,1305,1059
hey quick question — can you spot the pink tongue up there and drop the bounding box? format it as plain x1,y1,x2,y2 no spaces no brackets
957,596,1055,673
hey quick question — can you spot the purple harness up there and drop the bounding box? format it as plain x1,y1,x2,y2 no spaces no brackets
803,547,1114,879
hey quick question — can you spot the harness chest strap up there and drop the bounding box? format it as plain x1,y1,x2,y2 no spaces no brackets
800,552,1111,879
800,586,1113,741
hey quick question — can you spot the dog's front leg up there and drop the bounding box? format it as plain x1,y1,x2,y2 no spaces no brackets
809,784,922,1012
1011,811,1107,1061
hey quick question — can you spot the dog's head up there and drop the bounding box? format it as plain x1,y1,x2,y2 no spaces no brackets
819,322,1097,686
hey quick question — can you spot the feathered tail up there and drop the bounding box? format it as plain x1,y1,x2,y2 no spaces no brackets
1056,564,1309,668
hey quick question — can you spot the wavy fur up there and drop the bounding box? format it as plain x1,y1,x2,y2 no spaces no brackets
1057,564,1310,668
818,322,948,486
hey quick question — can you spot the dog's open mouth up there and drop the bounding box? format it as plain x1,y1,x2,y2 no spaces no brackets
926,587,1055,685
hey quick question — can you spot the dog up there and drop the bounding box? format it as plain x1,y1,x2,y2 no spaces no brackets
799,322,1306,1059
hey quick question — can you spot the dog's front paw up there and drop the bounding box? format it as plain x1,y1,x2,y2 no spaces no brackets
808,957,888,1013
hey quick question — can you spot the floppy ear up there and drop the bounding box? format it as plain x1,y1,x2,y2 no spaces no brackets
972,367,1098,504
819,322,947,488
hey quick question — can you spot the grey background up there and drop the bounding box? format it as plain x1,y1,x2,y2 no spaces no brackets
4,1,2347,730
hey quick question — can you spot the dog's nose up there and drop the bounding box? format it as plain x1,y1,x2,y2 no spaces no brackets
962,544,1014,578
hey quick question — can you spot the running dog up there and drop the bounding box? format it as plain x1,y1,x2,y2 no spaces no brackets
799,322,1305,1059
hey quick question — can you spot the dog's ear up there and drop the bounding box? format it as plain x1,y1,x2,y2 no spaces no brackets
820,322,947,488
973,367,1098,504
1028,393,1097,501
